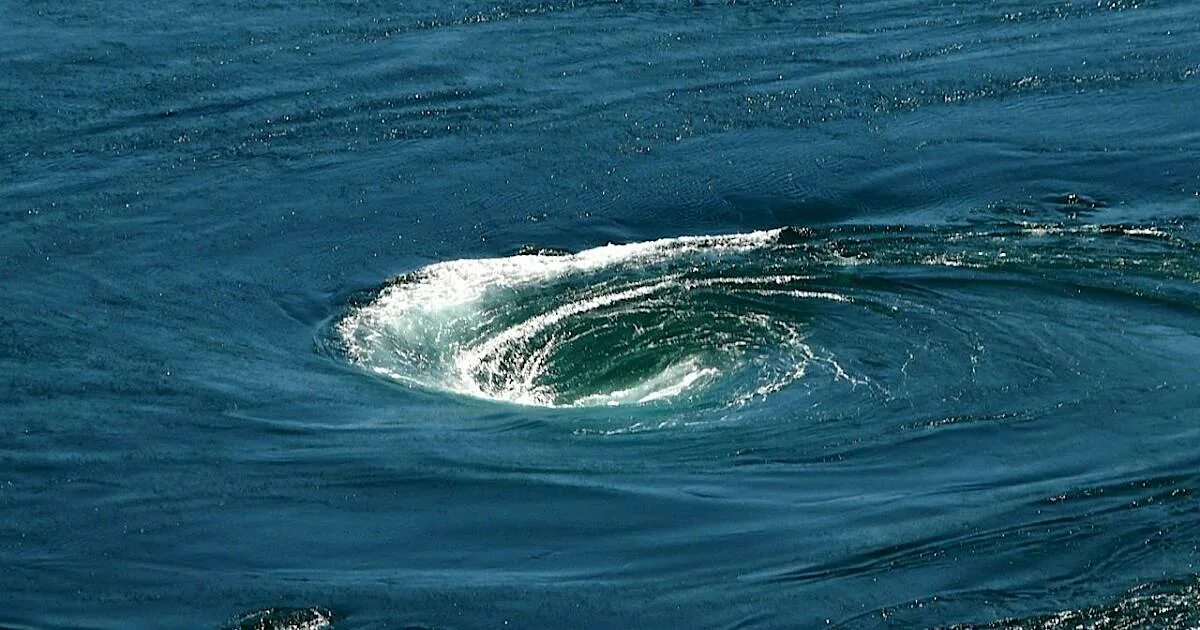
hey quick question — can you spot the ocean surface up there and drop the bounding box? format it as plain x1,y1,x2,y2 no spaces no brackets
3,1,1200,628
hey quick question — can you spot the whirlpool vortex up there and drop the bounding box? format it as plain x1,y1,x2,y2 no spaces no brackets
333,221,1199,410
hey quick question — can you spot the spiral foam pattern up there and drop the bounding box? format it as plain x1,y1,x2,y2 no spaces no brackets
335,221,1198,411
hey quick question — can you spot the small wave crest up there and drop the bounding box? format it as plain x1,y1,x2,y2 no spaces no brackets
227,607,333,630
953,577,1200,629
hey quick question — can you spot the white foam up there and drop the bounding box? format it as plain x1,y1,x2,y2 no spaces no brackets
335,227,831,408
574,357,721,407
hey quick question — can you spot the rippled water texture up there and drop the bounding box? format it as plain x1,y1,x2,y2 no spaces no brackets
3,0,1200,628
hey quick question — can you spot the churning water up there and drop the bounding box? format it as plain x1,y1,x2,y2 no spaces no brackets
335,222,1198,415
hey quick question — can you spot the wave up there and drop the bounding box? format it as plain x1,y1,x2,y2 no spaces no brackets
950,577,1200,629
227,607,332,630
332,220,1198,412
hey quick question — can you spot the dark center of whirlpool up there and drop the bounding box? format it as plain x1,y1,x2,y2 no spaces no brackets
335,221,1197,411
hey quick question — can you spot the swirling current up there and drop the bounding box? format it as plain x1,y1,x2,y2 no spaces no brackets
335,221,1199,422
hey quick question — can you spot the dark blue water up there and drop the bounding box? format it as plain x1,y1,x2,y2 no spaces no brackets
3,1,1200,628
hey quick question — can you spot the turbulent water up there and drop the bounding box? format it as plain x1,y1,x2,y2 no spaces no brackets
4,0,1200,628
334,223,1198,417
